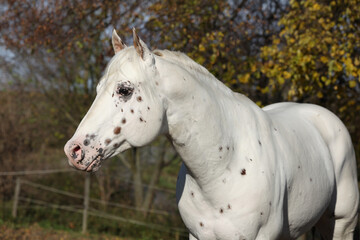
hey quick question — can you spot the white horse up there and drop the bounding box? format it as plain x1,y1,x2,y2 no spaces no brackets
64,29,359,239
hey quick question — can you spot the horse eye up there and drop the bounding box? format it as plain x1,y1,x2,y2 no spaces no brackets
116,86,133,97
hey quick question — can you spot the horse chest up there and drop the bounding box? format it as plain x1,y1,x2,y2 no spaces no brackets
176,166,275,239
177,187,241,239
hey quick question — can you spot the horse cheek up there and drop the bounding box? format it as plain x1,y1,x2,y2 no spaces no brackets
126,101,164,147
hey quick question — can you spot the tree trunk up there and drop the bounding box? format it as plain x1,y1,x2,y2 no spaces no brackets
131,148,144,208
141,145,166,217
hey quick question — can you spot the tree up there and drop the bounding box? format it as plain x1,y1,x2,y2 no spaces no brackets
260,0,360,164
0,0,142,126
116,138,179,217
145,0,286,100
0,0,179,216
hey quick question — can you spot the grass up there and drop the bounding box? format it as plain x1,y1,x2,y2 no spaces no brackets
0,221,131,240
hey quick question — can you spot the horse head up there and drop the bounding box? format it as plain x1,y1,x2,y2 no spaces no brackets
64,29,166,171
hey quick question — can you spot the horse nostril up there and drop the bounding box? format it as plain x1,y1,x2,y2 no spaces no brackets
71,145,84,162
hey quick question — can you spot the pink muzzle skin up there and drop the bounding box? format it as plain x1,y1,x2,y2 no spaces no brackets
64,139,103,172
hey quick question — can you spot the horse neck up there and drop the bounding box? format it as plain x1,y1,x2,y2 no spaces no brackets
157,58,264,188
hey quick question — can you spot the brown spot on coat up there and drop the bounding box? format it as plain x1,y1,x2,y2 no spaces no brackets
130,109,134,114
219,146,223,151
220,208,224,214
227,204,231,209
113,127,121,135
105,139,112,145
139,117,144,122
241,169,246,175
122,118,126,124
137,96,142,102
199,222,204,227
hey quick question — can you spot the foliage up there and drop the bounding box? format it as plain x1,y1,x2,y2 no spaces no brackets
0,0,144,127
261,0,360,99
145,0,286,96
259,0,360,158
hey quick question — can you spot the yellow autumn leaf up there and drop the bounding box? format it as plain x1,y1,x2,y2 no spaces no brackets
317,91,324,98
251,64,257,73
261,86,269,94
349,80,356,88
339,105,347,113
198,44,206,52
344,57,354,74
273,38,280,45
312,3,321,11
354,58,359,66
238,73,250,84
334,61,343,72
277,76,285,85
320,56,328,63
283,71,292,79
325,79,332,86
348,100,355,106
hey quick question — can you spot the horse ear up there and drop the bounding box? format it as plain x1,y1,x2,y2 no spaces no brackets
132,28,153,63
112,29,127,54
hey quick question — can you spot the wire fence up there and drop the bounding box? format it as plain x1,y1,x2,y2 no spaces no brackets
2,168,188,239
20,179,170,216
2,168,354,240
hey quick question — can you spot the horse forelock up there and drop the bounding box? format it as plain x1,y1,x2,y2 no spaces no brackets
98,47,144,89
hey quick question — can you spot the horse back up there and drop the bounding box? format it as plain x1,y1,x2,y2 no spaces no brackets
264,102,356,173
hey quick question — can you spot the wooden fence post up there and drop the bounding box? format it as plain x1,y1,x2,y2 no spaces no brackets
82,173,90,234
12,177,21,218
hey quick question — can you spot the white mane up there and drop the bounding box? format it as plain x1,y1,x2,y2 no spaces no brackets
153,49,234,97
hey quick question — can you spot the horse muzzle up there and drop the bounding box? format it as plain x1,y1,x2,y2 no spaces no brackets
64,139,103,172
